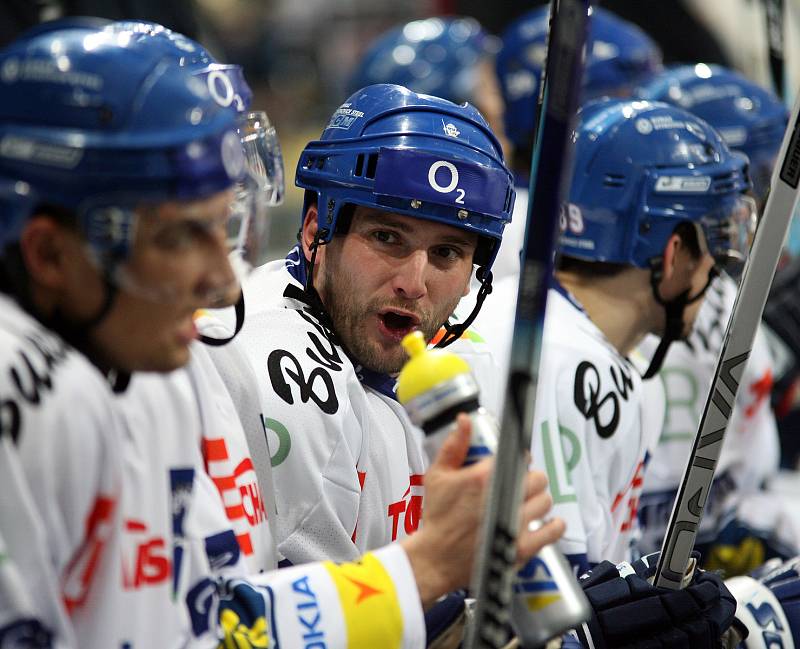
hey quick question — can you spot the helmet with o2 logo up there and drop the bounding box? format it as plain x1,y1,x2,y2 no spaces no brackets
295,83,515,270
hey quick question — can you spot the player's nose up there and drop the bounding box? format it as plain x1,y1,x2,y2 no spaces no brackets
392,249,428,300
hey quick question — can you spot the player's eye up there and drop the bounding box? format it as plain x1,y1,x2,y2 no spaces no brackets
431,245,462,261
152,221,212,250
371,230,400,245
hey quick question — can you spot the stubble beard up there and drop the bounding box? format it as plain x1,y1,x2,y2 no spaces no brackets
318,263,456,375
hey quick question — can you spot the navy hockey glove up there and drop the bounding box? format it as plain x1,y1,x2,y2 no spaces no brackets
575,553,737,649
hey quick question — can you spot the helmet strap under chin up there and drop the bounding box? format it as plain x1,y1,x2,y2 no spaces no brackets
435,266,493,349
642,257,717,379
198,290,246,347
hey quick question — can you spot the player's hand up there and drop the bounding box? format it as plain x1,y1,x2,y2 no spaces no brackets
575,552,737,648
402,413,564,608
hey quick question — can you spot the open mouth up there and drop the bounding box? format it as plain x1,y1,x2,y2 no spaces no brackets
377,309,421,341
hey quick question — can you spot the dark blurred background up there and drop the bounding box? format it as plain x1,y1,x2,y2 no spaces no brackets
2,0,797,257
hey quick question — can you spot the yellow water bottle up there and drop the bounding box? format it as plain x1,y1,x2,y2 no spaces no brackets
398,331,590,648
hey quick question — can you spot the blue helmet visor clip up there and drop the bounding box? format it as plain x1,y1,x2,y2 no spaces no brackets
227,110,285,273
698,193,756,270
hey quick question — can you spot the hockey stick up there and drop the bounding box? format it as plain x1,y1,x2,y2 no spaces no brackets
464,1,591,647
763,0,785,101
654,90,800,589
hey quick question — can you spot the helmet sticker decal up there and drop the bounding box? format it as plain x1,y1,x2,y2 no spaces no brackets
327,103,365,130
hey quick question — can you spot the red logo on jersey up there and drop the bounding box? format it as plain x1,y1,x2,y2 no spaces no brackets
62,495,115,613
611,461,645,533
122,519,170,590
387,474,424,541
745,369,773,419
345,575,382,604
203,436,267,556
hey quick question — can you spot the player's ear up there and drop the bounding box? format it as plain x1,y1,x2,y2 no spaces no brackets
300,204,319,263
20,216,74,290
659,232,682,283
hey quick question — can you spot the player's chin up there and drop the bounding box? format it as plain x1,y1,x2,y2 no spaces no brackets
359,337,407,375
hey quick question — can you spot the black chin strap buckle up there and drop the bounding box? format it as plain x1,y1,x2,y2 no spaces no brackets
435,267,493,349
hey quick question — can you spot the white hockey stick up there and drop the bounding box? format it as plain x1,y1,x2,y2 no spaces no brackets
465,2,591,646
654,90,800,589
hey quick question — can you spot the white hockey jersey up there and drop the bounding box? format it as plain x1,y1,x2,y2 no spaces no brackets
0,293,124,647
0,429,74,648
1,293,429,648
226,251,428,565
637,273,798,557
530,285,664,572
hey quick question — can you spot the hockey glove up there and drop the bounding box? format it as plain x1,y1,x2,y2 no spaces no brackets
575,552,737,649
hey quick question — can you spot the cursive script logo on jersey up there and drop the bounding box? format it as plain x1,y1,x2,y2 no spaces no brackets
387,474,423,541
268,301,344,416
1,330,68,443
573,359,634,438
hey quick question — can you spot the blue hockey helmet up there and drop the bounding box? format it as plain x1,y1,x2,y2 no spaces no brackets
561,99,753,270
104,21,285,268
348,16,499,105
497,6,663,152
0,22,245,266
635,64,788,204
296,83,515,270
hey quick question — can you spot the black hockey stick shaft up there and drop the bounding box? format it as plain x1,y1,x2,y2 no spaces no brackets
465,1,591,646
764,0,785,100
654,90,800,589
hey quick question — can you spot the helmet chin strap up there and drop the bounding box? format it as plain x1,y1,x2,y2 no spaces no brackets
435,267,493,349
198,290,246,347
643,257,718,379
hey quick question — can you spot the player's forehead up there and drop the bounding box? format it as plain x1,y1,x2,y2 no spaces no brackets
138,189,234,227
350,205,478,247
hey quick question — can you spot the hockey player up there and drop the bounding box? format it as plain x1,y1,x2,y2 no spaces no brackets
633,65,796,573
472,7,665,411
495,5,663,180
345,16,508,422
219,83,518,567
0,22,561,648
530,98,753,573
348,16,508,157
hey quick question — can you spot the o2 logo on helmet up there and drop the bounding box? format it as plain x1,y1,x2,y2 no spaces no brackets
559,203,584,234
427,160,466,204
635,118,654,135
206,70,245,112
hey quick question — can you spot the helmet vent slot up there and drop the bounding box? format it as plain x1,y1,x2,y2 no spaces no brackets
603,174,625,187
503,186,513,213
365,153,379,179
354,153,365,177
